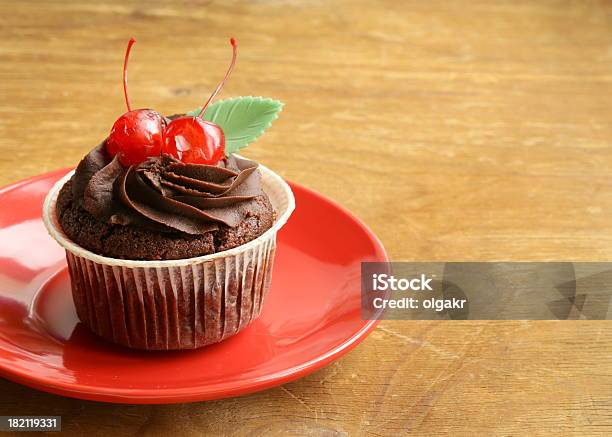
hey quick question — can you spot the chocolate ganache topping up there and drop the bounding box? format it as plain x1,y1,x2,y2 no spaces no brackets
71,143,264,235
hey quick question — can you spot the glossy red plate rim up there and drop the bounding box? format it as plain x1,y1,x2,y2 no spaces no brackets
0,169,388,403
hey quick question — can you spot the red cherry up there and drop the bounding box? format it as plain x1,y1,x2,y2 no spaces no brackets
163,117,224,164
106,109,165,166
106,38,164,166
163,38,237,165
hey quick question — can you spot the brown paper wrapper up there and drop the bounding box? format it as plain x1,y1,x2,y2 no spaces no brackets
65,236,276,350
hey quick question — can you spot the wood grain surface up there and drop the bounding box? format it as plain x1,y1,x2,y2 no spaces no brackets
1,0,612,435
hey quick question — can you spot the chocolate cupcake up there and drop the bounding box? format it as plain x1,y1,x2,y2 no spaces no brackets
42,38,294,350
56,145,275,261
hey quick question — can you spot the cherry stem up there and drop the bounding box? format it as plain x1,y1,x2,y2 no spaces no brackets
197,38,238,118
123,38,136,112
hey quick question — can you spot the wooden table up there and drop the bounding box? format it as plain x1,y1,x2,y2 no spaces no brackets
1,1,611,435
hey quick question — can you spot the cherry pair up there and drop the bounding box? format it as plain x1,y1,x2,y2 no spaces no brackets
106,38,237,166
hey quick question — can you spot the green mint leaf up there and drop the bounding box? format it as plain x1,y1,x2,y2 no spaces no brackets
186,96,283,156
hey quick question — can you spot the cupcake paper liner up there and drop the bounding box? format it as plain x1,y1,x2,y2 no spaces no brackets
43,160,294,350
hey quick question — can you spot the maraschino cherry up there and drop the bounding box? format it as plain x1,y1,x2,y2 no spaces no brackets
163,38,238,165
106,38,165,166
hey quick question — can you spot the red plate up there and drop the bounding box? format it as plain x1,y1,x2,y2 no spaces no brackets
0,169,387,403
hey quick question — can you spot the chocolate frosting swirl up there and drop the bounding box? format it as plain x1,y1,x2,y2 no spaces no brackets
72,144,263,235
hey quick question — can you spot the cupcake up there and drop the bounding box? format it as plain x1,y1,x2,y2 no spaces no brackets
42,38,294,350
